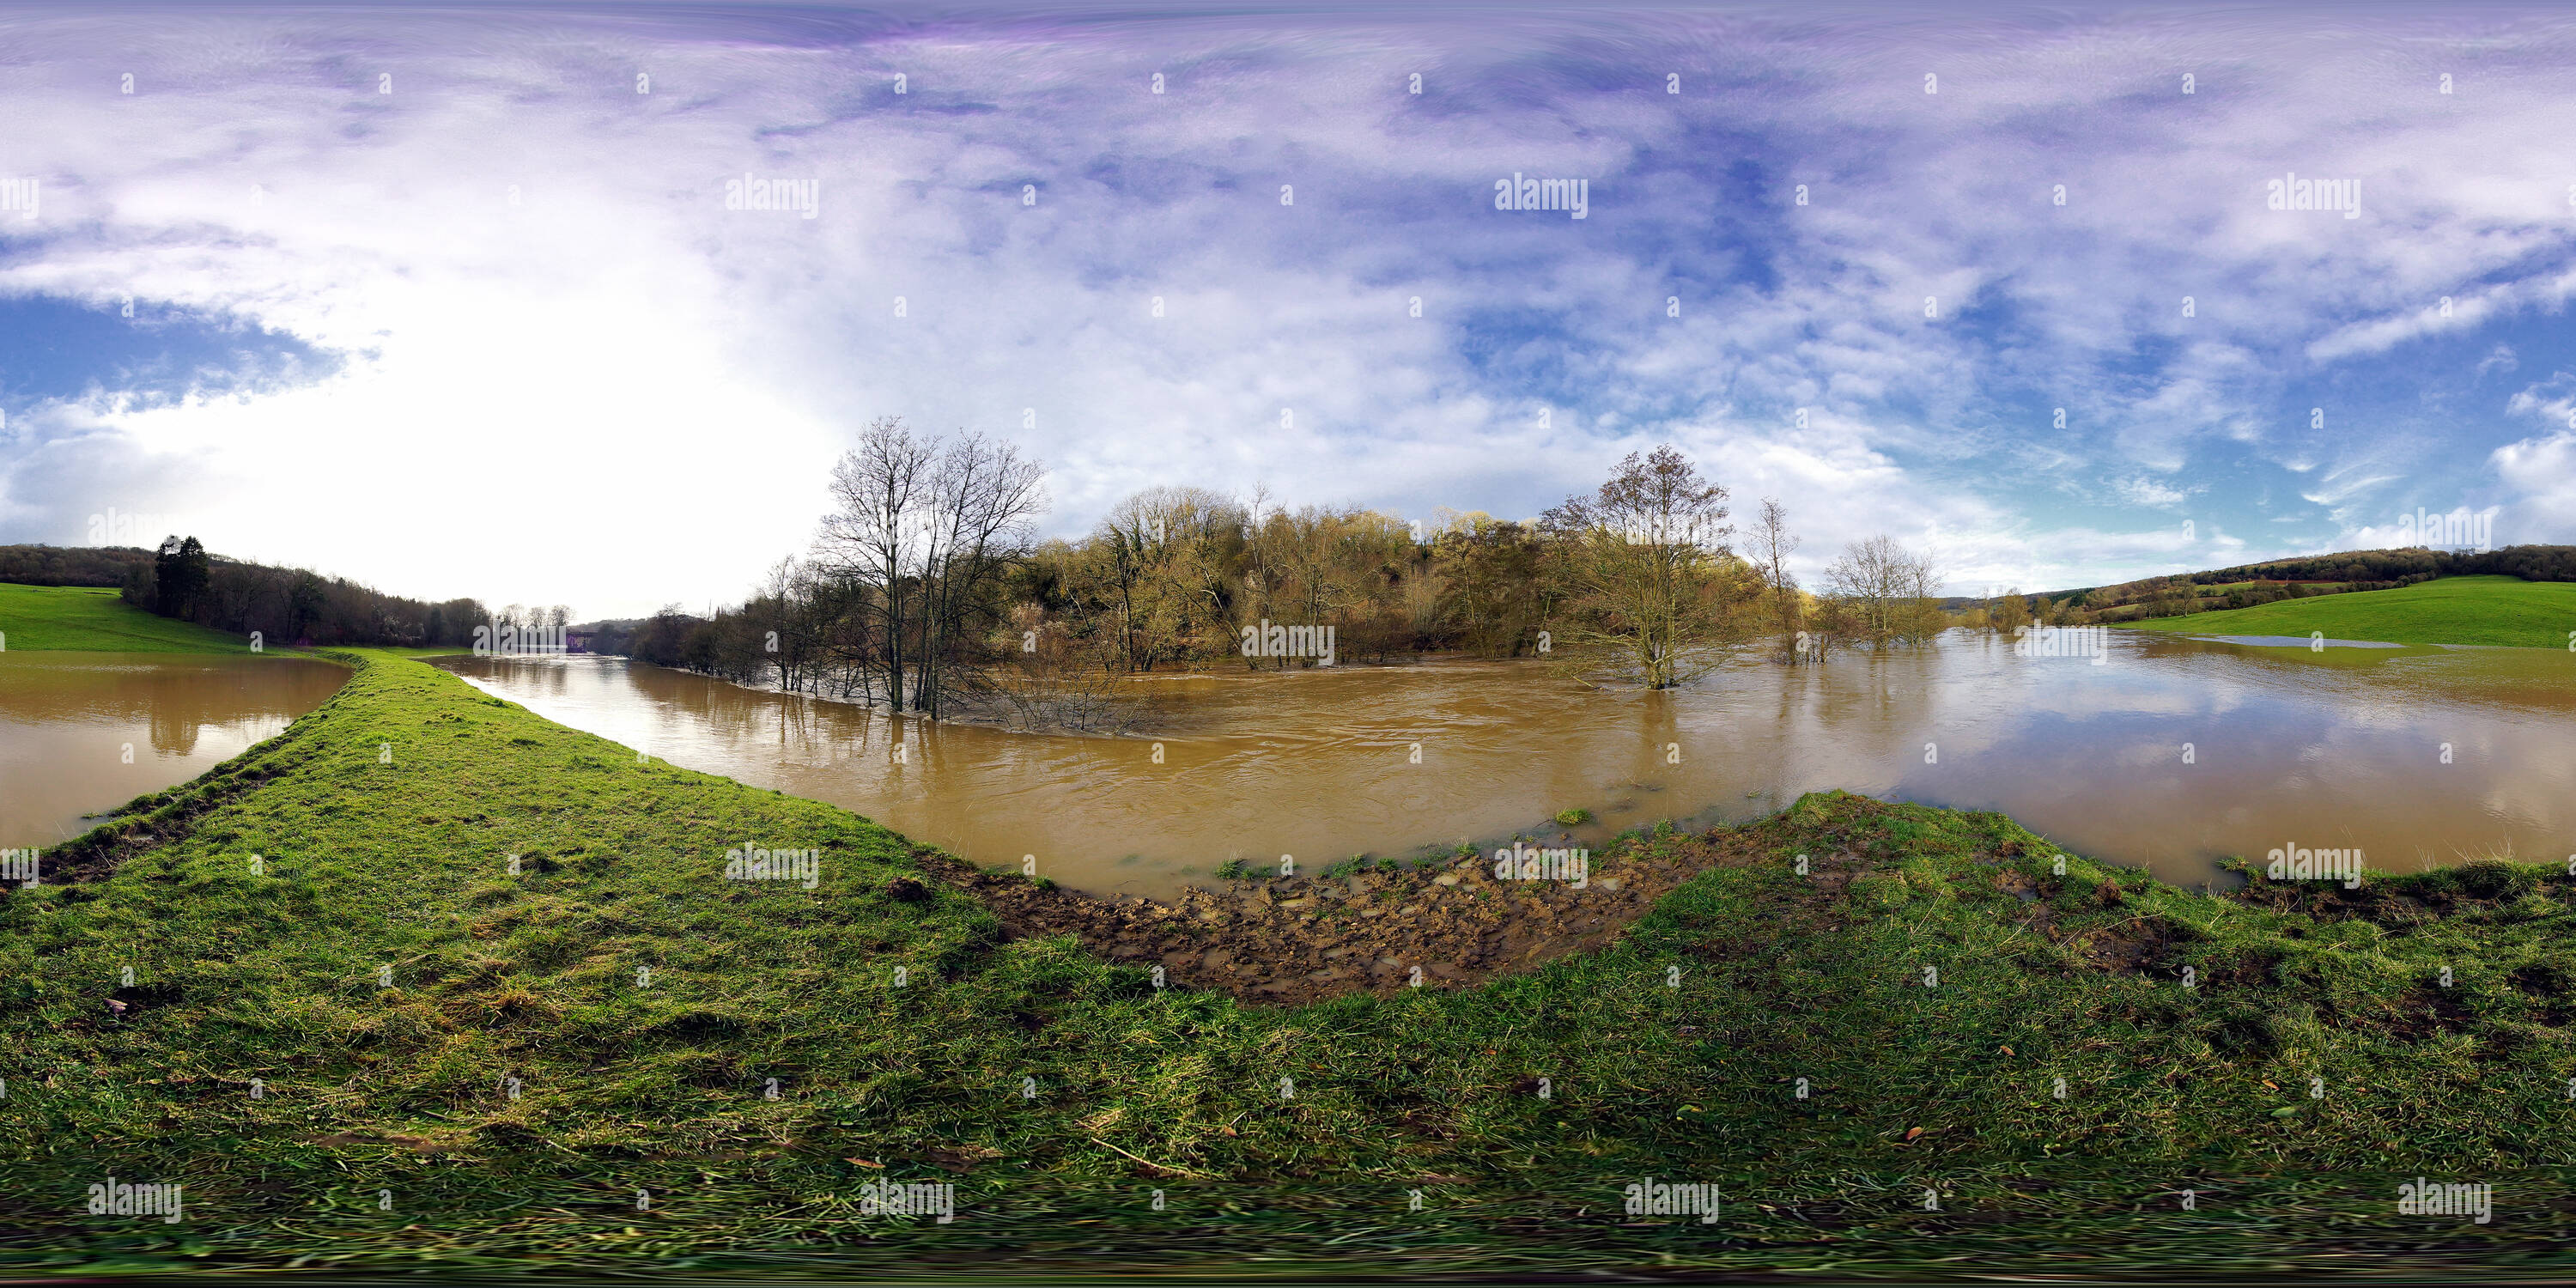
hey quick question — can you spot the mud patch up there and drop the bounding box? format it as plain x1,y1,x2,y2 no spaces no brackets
2060,915,2176,975
2386,985,2478,1043
916,829,1771,1005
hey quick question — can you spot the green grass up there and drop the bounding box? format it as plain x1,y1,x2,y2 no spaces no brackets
4,649,2574,1275
2123,574,2576,648
0,583,247,653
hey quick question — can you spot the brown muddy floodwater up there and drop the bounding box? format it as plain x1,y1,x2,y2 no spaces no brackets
437,631,2576,899
0,652,349,848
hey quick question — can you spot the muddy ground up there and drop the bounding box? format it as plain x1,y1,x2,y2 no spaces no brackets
915,826,1774,1005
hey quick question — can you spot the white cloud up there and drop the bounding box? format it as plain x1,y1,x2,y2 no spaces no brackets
2114,477,2195,508
2506,373,2576,428
6,7,2576,614
2491,430,2576,539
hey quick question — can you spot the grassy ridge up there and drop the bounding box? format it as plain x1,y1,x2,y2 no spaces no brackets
0,583,246,653
3,650,2573,1275
2120,574,2576,648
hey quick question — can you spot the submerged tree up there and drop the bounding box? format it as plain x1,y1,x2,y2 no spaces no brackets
1745,496,1802,660
1539,446,1758,689
1822,535,1944,650
809,417,1048,717
812,416,938,711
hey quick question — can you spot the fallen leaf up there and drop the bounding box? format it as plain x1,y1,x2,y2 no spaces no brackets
1900,1127,1924,1144
844,1157,884,1169
2261,1080,2278,1090
2000,1046,2014,1056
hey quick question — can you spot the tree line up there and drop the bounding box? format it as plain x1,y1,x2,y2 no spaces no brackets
1969,542,2576,629
0,535,539,648
631,423,1957,727
2188,545,2576,587
11,502,2561,675
130,535,565,648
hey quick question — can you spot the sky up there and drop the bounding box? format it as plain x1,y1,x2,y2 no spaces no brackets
1,0,2572,618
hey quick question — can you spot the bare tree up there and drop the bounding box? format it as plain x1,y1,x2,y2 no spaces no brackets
1747,497,1801,659
1540,446,1755,689
1824,535,1942,650
1241,481,1280,627
987,603,1139,733
813,416,938,711
1071,485,1242,673
1895,544,1945,647
811,418,1048,718
914,431,1048,717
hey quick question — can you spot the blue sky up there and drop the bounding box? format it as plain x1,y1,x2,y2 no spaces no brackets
2,0,2573,617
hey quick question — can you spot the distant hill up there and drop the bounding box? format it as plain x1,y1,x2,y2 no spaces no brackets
2004,544,2576,626
2187,544,2576,586
0,542,496,648
570,617,646,656
0,582,247,652
0,543,157,588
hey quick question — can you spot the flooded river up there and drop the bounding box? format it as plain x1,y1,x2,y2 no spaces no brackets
0,652,349,848
437,632,2576,898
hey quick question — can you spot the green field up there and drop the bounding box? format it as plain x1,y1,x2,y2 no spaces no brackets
0,583,247,653
2124,574,2576,648
4,649,2573,1275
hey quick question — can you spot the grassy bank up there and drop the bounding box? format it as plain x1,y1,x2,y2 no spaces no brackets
2120,574,2576,648
0,583,247,653
3,649,2573,1277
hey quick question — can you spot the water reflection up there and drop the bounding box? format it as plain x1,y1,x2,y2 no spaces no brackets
0,653,349,848
438,631,2576,898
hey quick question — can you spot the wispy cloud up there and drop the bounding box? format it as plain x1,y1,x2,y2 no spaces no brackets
4,3,2576,611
